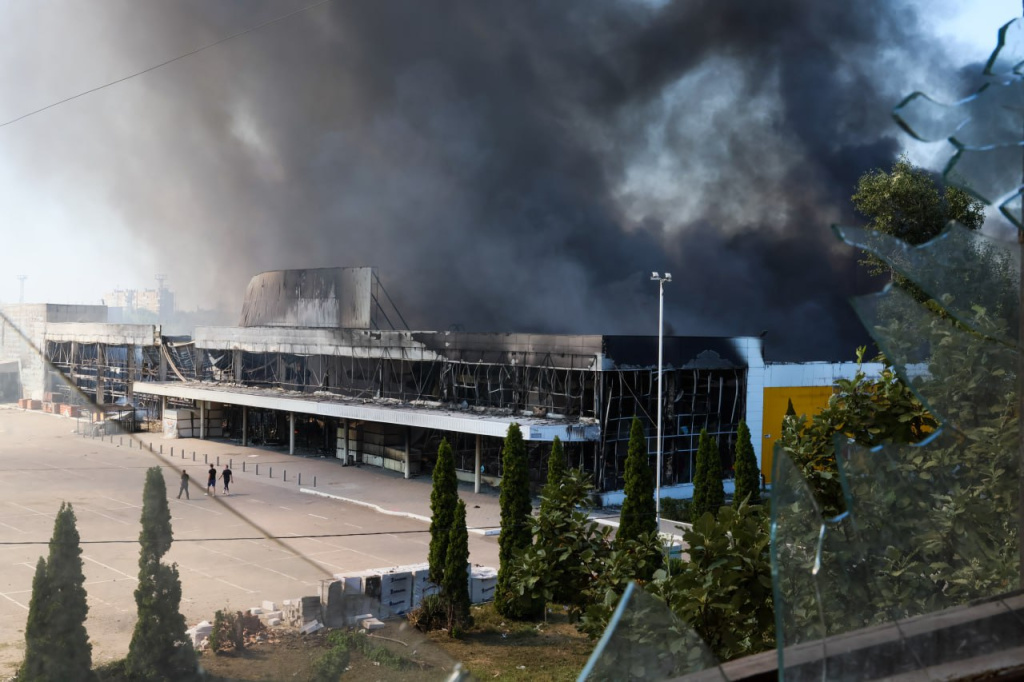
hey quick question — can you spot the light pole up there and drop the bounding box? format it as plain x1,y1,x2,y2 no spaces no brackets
651,272,671,536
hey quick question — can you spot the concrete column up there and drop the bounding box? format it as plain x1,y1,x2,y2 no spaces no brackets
70,341,78,386
233,349,243,383
158,346,168,382
289,412,295,455
475,434,482,494
404,426,411,480
199,401,206,439
342,418,349,462
126,344,136,402
241,405,248,446
161,396,167,422
95,344,105,407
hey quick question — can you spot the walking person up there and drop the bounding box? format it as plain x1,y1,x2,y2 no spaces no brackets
177,470,190,500
220,465,232,495
207,465,217,496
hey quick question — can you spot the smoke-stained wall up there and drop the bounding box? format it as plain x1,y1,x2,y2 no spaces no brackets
0,1,985,359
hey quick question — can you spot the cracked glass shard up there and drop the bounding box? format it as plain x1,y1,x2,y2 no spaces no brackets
577,582,724,682
834,223,1019,346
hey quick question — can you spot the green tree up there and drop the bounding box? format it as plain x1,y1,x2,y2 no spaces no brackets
20,503,93,682
442,499,472,635
653,500,774,661
785,398,796,417
691,429,724,520
852,154,984,275
514,468,615,614
428,438,458,585
126,468,196,681
733,421,760,505
495,423,538,619
539,436,566,518
615,417,659,580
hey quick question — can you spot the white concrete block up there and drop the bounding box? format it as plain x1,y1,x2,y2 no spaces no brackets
301,620,324,634
268,618,282,626
360,618,385,631
262,600,277,612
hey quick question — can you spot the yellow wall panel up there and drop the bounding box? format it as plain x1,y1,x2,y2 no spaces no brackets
761,386,834,483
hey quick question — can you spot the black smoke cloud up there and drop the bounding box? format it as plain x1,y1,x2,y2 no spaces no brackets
2,0,973,359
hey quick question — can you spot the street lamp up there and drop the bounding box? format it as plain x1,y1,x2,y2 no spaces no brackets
650,272,671,537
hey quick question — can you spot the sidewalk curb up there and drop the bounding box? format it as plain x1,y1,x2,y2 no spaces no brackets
299,488,501,536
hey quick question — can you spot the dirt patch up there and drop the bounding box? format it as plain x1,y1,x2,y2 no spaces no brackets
194,605,593,681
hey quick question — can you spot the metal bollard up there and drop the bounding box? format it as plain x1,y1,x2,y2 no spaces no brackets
217,456,220,466
256,464,259,475
298,473,301,485
242,461,245,473
284,470,287,482
269,467,273,478
204,453,208,464
119,437,123,446
313,476,316,488
192,452,195,461
160,445,163,454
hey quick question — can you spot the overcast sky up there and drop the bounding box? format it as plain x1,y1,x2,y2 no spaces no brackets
0,1,1020,359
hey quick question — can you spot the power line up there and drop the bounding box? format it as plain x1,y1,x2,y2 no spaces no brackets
0,0,334,131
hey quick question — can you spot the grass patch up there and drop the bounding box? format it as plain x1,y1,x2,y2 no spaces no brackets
429,602,593,681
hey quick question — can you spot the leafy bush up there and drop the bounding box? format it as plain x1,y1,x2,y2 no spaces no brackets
208,609,244,654
660,498,690,524
654,501,774,661
407,593,446,632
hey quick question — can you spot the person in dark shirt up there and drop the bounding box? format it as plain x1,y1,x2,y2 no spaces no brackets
207,466,217,496
220,465,233,495
177,470,190,500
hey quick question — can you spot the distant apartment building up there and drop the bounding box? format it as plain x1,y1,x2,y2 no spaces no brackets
104,285,174,320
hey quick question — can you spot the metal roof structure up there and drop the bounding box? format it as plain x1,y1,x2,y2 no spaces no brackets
133,381,600,442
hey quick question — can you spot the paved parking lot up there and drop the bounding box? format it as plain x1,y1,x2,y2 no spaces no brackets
0,408,499,671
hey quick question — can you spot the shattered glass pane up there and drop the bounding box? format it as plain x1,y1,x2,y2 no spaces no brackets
834,223,1019,347
577,582,724,682
985,17,1024,77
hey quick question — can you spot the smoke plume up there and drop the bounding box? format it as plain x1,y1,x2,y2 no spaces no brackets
0,0,977,359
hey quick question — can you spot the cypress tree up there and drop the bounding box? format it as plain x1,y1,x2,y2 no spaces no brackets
733,420,760,505
494,423,537,618
127,468,196,681
539,436,566,517
21,503,93,682
786,398,797,417
692,429,725,519
442,499,471,635
429,438,459,585
616,416,657,548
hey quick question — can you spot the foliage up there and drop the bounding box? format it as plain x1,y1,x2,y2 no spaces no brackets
429,437,458,585
777,346,936,517
660,498,691,524
20,502,94,682
407,593,446,633
495,423,539,619
512,468,613,615
576,531,666,639
733,421,760,506
690,429,724,520
851,154,984,278
785,398,796,417
653,501,774,661
616,417,658,567
442,499,472,635
322,630,410,670
539,436,566,518
126,468,197,681
208,609,245,654
309,637,351,682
